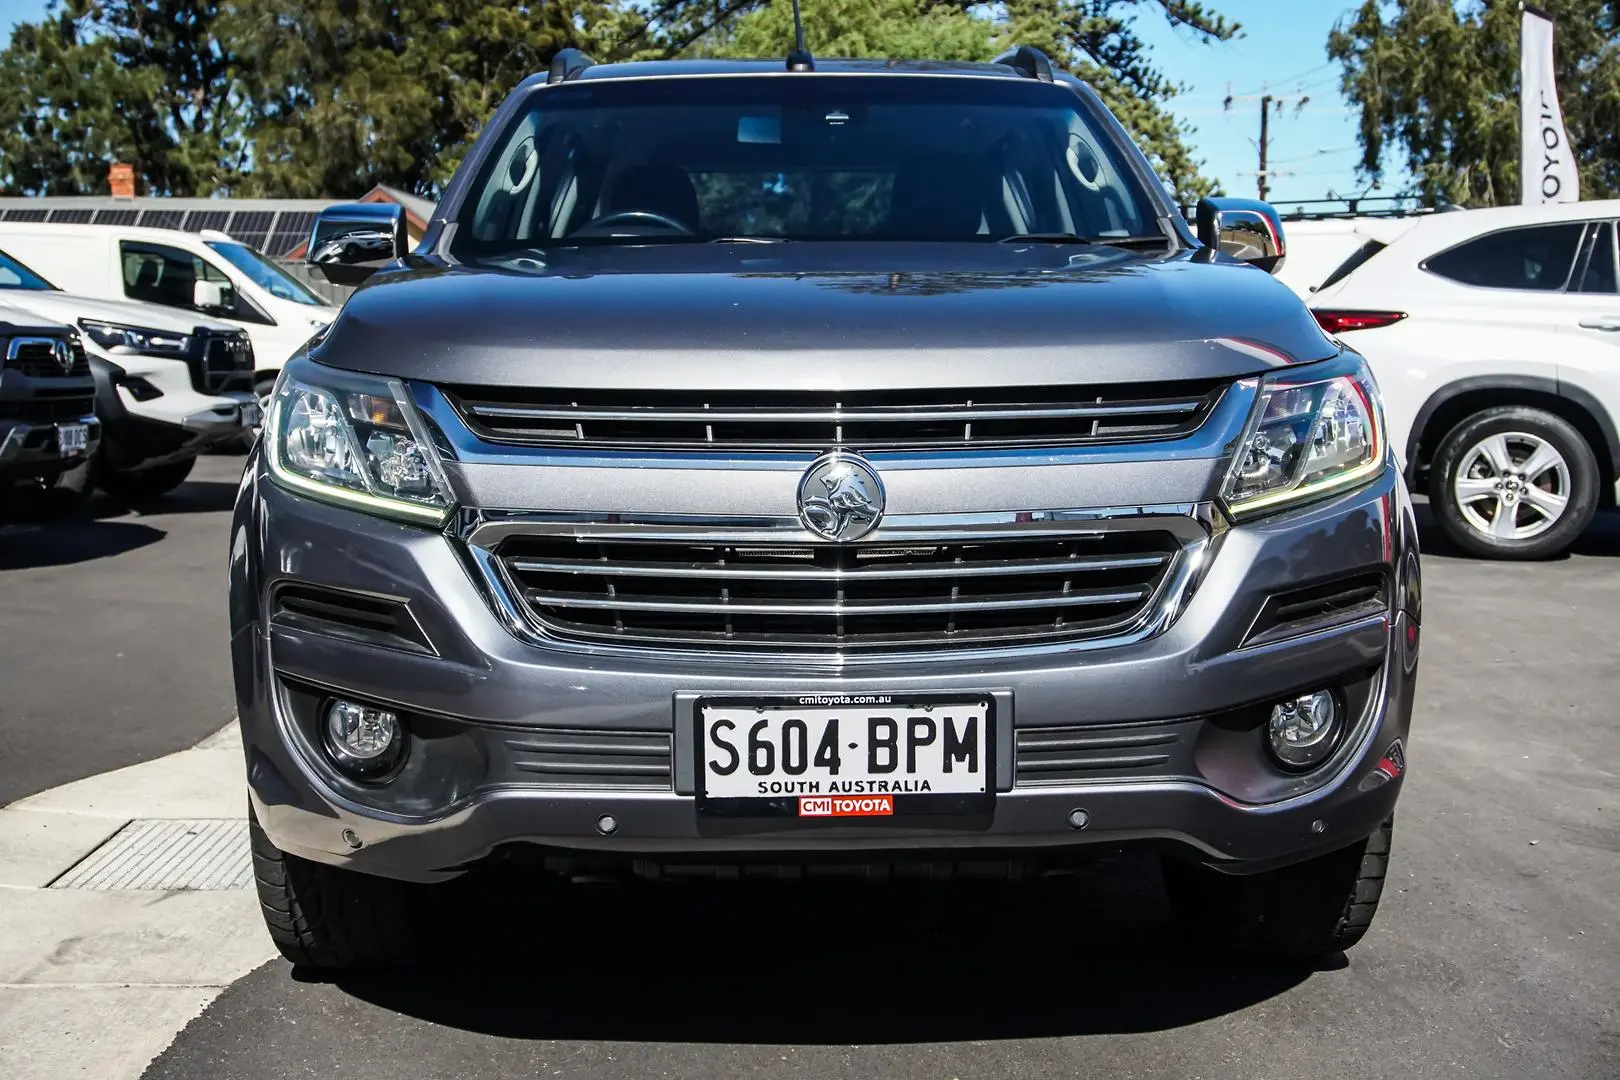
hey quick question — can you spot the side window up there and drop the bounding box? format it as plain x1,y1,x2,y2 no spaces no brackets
1423,223,1585,291
120,241,266,323
1577,222,1618,293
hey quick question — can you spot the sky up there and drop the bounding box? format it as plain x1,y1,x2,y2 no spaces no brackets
1132,0,1409,204
0,0,1398,204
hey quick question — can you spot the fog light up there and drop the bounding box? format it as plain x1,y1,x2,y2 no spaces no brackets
1266,690,1340,770
324,699,402,775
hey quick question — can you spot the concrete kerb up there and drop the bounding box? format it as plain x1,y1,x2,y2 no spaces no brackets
0,721,273,1080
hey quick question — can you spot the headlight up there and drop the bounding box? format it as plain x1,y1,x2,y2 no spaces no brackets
79,320,191,356
265,362,454,525
1221,355,1386,518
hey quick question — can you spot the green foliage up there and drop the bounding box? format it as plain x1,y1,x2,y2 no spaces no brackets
0,0,245,195
1330,0,1620,205
991,0,1240,198
227,0,619,197
704,0,994,63
0,0,1239,199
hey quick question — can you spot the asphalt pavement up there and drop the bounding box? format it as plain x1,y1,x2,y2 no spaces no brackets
1,470,1616,1079
0,454,246,806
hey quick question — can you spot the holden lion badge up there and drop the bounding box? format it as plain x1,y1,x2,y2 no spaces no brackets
797,450,885,542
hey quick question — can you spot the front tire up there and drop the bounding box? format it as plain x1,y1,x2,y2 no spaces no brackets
97,455,196,501
250,811,433,971
1430,407,1598,560
1163,816,1393,960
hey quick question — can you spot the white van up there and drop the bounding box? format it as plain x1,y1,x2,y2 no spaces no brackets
0,222,336,401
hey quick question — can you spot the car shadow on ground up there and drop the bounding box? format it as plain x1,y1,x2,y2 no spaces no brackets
317,855,1320,1043
0,518,166,569
84,480,241,520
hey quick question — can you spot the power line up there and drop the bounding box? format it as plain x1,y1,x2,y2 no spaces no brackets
1229,62,1333,99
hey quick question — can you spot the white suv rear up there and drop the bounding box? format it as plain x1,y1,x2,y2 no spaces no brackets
1308,200,1620,559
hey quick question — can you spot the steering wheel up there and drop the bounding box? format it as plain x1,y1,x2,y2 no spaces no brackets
570,209,695,239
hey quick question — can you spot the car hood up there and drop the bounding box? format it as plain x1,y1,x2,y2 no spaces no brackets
0,298,73,336
319,243,1339,391
0,289,241,335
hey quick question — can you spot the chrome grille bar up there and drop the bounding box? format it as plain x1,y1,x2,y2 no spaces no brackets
504,552,1171,581
465,400,1208,424
516,586,1151,617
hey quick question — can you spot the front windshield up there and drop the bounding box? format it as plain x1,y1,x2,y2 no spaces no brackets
0,248,57,291
456,75,1159,256
205,241,330,306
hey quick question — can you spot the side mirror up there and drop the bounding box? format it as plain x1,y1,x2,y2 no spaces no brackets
307,202,408,286
1195,196,1286,274
193,279,227,311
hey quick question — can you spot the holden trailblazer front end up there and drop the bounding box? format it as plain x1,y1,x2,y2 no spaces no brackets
230,339,1420,896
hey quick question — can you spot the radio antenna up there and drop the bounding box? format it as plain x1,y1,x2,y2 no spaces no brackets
786,0,814,71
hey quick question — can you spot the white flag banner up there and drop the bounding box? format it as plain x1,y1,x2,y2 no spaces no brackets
1521,5,1579,204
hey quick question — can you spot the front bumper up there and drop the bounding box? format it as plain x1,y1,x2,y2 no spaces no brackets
232,456,1421,883
89,353,257,470
0,415,100,486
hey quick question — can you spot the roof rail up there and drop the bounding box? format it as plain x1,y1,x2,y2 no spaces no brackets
993,45,1054,83
1275,195,1463,222
547,48,595,85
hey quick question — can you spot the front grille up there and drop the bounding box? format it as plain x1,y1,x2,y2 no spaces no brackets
5,393,95,424
1015,719,1199,785
5,338,90,378
197,334,254,393
446,380,1228,452
503,728,672,790
494,531,1182,652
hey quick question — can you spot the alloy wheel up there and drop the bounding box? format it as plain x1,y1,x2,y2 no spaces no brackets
1453,431,1570,541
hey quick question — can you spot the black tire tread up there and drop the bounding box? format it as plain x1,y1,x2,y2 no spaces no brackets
1165,815,1394,960
249,810,427,970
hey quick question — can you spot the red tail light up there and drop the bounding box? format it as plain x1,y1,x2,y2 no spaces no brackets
1312,310,1408,334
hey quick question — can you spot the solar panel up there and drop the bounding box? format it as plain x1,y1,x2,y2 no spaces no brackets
227,211,275,234
92,209,139,225
137,210,186,230
47,209,94,223
2,209,47,222
184,210,232,233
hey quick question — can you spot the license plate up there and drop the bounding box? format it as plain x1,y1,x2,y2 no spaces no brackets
697,694,993,818
56,423,88,457
239,402,262,427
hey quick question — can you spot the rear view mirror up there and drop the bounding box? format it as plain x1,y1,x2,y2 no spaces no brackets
1195,196,1287,275
193,279,227,311
307,203,408,285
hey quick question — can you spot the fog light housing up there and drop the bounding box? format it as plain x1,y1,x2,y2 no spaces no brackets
1266,690,1341,770
323,699,402,776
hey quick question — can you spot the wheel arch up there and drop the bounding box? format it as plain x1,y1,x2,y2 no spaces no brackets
1405,376,1619,506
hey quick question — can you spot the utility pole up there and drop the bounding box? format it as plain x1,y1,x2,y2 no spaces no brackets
1258,94,1271,201
1225,84,1311,202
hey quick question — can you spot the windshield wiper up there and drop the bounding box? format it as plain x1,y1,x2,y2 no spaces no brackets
709,236,791,244
999,233,1169,248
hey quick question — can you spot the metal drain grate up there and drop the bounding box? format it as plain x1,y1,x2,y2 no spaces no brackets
51,819,252,891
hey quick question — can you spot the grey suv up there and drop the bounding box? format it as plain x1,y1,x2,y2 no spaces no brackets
231,47,1421,970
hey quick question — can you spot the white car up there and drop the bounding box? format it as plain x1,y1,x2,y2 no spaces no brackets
1273,216,1421,298
1307,199,1620,559
0,221,336,404
0,245,257,499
